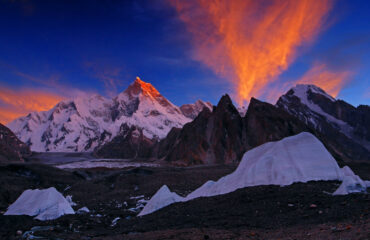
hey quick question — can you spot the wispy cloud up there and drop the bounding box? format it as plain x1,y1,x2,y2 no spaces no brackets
296,63,352,98
170,0,333,104
264,63,352,103
0,63,96,124
84,61,127,97
0,87,64,124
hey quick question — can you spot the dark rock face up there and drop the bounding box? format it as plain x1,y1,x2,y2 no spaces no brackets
156,96,315,166
0,124,31,162
154,127,182,160
94,123,157,159
276,85,370,162
244,98,314,148
306,91,370,147
157,95,245,165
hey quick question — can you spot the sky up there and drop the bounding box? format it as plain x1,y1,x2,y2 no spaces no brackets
0,0,369,124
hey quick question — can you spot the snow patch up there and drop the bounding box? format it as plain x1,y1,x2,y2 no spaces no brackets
111,217,120,227
66,195,77,206
4,187,75,220
76,207,90,214
333,166,368,195
290,84,353,137
138,185,182,216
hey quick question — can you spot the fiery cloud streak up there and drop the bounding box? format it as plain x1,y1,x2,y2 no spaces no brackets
171,0,333,103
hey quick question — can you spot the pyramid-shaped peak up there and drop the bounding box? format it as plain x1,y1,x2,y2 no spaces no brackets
122,77,161,99
216,94,233,108
214,94,240,116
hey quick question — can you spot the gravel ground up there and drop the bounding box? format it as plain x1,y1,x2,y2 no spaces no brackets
0,162,369,240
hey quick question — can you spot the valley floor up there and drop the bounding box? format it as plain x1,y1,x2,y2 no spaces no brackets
0,162,369,239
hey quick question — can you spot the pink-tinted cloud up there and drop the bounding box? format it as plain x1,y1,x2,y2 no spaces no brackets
0,87,65,124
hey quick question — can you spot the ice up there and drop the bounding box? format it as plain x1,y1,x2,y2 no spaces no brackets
76,207,90,214
333,166,368,195
139,132,368,216
111,217,120,226
4,187,75,221
138,185,183,216
66,195,77,206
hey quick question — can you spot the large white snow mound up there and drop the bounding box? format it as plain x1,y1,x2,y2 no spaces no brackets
138,185,182,216
4,187,75,220
139,132,369,216
187,132,343,200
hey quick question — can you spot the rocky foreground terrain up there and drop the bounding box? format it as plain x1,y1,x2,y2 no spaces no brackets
0,162,369,240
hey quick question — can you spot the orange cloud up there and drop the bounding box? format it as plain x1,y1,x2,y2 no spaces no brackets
263,63,352,103
0,87,64,124
171,0,333,104
297,63,352,98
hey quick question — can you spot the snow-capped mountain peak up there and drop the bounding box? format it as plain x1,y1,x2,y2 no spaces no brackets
7,78,200,152
290,84,336,103
116,77,183,116
277,84,370,153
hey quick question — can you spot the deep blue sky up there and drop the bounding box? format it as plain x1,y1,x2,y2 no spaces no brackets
0,0,369,121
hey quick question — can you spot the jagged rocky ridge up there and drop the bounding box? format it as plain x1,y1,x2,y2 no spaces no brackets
153,95,320,165
0,123,31,162
97,84,369,165
7,78,212,152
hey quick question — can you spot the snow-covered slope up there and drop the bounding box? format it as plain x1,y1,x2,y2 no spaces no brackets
4,187,75,220
180,100,213,119
278,85,348,132
139,132,368,216
7,77,194,152
276,84,370,154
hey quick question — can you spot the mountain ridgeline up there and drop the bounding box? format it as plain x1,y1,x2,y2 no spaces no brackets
7,78,212,153
6,78,370,165
96,85,370,165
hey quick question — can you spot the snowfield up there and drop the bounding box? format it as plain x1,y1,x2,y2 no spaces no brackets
4,187,75,220
139,132,369,216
